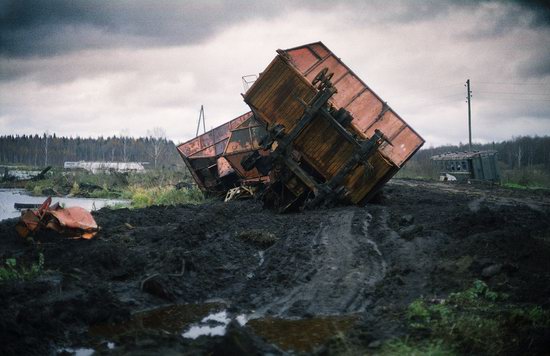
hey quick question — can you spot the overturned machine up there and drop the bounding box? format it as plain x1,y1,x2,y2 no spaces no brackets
177,42,424,211
16,197,99,239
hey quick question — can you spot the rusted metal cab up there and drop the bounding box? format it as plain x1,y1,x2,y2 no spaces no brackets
223,115,270,184
241,42,424,211
176,112,252,194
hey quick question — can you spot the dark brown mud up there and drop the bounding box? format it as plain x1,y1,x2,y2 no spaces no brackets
1,179,549,355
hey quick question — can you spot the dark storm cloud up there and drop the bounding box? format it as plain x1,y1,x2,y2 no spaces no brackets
516,47,550,78
0,0,289,57
4,0,548,59
513,0,550,26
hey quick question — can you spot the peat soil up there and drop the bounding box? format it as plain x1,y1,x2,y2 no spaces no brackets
1,179,549,355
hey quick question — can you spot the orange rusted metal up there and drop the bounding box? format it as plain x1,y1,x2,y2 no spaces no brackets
176,112,252,194
175,42,424,210
16,197,98,239
283,42,424,167
223,115,271,182
240,42,424,210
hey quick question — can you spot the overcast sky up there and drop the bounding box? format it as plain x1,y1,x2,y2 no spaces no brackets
1,0,549,147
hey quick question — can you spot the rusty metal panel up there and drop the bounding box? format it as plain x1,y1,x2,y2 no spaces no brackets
282,47,321,73
243,42,424,208
225,152,270,180
303,55,349,84
223,116,270,181
284,42,425,167
294,116,355,180
343,152,393,204
245,56,315,134
176,111,253,192
176,111,252,159
217,156,234,178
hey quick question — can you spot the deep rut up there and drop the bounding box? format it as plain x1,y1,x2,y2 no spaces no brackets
258,209,386,317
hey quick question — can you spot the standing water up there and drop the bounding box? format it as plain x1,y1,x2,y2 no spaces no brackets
0,189,129,221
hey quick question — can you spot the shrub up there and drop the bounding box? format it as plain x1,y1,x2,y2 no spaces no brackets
379,338,456,356
0,253,44,281
405,280,550,355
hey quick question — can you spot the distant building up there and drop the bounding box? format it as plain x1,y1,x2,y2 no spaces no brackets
64,161,145,174
430,151,500,182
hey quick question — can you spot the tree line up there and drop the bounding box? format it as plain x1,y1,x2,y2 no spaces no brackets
0,133,184,169
408,135,550,169
399,135,550,186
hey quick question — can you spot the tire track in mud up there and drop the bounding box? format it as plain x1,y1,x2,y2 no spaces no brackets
253,209,386,317
392,179,550,212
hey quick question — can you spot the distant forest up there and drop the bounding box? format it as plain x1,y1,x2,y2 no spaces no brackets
0,134,183,169
399,135,550,186
1,134,549,186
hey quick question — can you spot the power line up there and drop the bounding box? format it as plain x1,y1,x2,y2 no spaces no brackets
412,82,463,94
466,79,472,150
412,92,464,103
476,97,550,102
476,81,550,86
476,91,550,96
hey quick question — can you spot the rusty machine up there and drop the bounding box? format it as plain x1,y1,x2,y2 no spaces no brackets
177,42,424,211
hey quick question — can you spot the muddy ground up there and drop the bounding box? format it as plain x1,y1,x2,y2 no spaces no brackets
1,179,549,355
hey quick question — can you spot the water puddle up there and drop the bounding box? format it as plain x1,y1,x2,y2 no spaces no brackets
57,347,95,356
89,302,226,338
0,188,129,221
182,310,248,339
247,315,359,353
85,303,358,353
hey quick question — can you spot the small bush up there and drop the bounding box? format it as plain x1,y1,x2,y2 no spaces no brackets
0,253,44,281
69,182,80,195
406,280,550,355
127,186,203,208
378,338,456,356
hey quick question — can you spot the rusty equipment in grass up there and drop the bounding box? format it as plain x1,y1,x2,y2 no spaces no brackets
177,42,424,211
16,197,99,239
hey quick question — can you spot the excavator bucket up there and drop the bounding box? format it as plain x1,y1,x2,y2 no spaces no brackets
16,197,99,239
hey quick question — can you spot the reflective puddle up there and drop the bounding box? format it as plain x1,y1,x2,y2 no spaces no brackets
89,303,226,337
247,315,359,353
85,303,358,353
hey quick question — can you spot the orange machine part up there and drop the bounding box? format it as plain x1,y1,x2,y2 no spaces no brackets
17,197,99,239
283,42,424,168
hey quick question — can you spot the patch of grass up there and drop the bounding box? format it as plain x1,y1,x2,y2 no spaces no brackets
69,182,80,195
103,202,130,210
0,253,44,281
502,182,550,191
126,186,204,208
88,187,122,199
501,167,550,189
405,280,550,355
378,338,456,356
237,229,278,247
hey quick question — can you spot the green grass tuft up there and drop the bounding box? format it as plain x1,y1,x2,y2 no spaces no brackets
403,280,550,355
0,253,44,281
378,338,456,356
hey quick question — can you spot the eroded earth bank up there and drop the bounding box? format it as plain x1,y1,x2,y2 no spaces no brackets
1,179,549,355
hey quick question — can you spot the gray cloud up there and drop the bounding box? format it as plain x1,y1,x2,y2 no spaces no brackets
0,0,549,146
3,0,548,59
0,0,290,57
516,46,550,78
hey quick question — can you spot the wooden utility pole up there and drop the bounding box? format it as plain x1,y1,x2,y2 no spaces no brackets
44,132,49,166
196,105,206,137
466,79,472,151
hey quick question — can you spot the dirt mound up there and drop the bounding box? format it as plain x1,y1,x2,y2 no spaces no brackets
0,180,549,355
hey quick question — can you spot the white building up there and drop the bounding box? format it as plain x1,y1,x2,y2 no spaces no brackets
64,161,146,174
